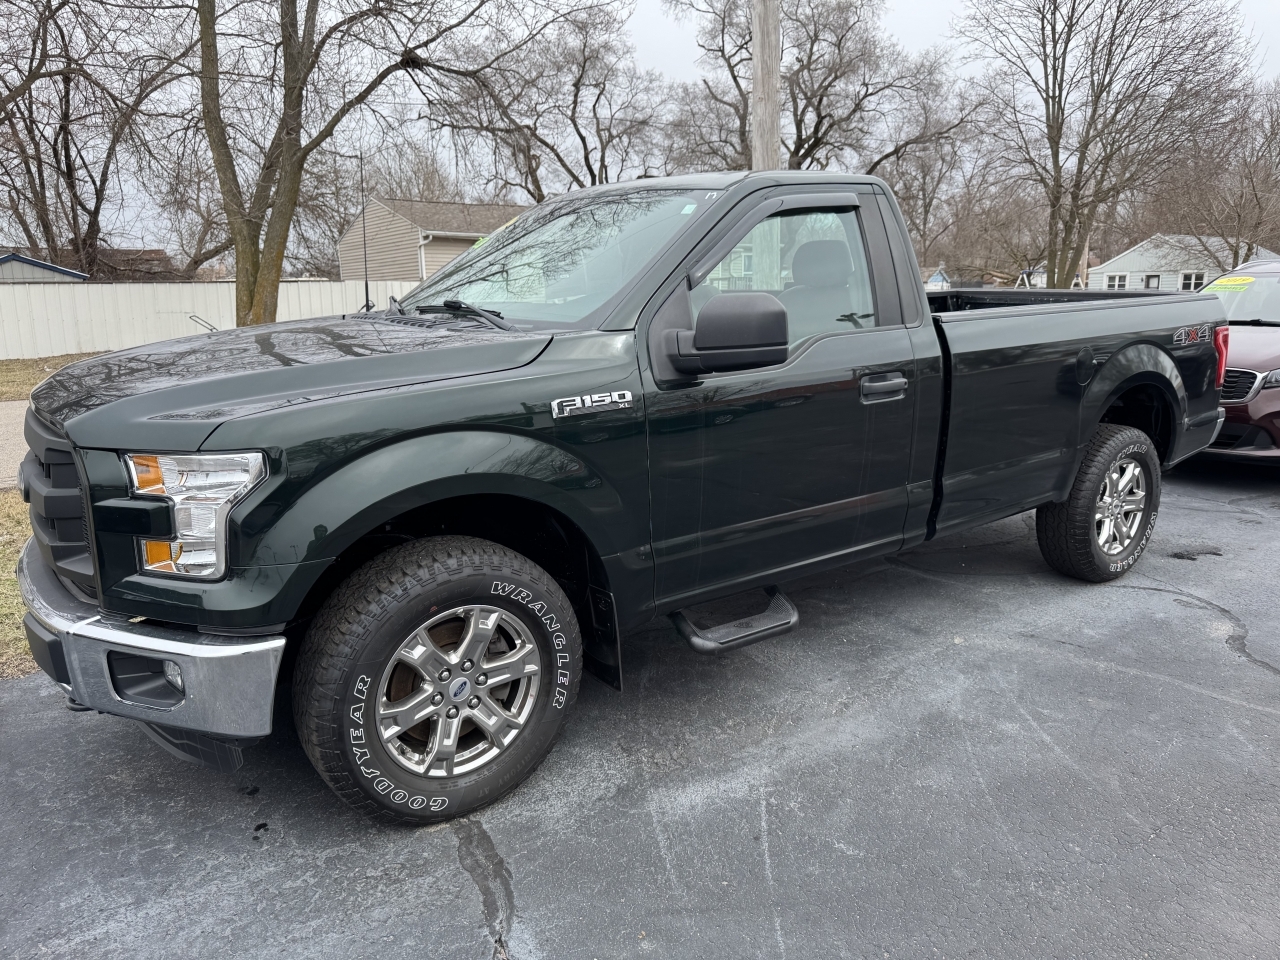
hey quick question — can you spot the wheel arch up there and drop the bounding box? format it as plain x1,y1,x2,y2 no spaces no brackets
244,430,631,687
1082,343,1186,465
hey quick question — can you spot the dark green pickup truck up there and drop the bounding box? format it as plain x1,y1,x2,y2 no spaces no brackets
18,171,1228,822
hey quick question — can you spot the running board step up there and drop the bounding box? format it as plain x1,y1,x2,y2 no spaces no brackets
671,586,799,654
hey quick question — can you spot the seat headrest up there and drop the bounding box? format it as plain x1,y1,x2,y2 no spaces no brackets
791,240,854,288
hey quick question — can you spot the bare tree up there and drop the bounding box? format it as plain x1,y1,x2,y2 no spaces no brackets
194,0,580,325
0,1,194,274
0,0,75,121
664,0,752,170
432,5,665,202
1137,79,1280,271
666,0,970,175
960,0,1250,288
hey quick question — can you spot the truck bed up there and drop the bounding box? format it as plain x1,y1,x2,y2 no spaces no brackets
929,290,1225,538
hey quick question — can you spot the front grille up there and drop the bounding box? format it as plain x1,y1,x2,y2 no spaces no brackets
22,408,96,597
1221,368,1260,403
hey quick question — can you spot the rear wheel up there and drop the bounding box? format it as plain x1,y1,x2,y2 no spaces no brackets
1036,424,1162,582
293,536,581,824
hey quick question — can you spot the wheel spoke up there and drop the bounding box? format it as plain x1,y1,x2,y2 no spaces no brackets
1097,517,1114,548
468,692,526,750
455,608,502,664
377,688,440,742
481,642,540,687
1116,462,1139,497
433,713,463,775
394,629,452,678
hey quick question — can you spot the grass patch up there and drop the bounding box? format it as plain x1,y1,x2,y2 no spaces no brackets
0,352,102,401
0,489,35,678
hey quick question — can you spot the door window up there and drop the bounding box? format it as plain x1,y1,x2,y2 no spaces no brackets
692,209,878,345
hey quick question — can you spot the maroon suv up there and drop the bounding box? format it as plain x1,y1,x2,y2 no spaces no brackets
1201,260,1280,460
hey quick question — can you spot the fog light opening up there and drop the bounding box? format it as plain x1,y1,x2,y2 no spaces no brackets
163,660,184,692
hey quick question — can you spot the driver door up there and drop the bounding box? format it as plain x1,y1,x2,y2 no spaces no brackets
644,191,918,609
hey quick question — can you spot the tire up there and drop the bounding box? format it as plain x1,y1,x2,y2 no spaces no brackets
293,536,582,824
1036,424,1162,583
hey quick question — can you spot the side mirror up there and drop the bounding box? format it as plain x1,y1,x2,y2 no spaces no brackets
664,292,789,375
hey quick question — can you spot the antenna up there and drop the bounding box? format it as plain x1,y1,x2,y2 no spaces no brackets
359,151,373,311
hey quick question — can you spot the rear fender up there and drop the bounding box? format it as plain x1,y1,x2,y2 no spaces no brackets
1079,342,1186,466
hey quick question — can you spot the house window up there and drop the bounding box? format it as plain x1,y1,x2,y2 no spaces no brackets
1143,274,1160,289
1106,274,1128,291
1180,271,1205,291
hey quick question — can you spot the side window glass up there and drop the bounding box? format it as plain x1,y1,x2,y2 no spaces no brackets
691,208,877,345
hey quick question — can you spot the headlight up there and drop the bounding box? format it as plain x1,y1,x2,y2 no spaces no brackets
1262,369,1280,389
124,452,266,579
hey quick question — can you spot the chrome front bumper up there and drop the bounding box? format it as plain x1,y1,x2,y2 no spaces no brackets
18,538,284,738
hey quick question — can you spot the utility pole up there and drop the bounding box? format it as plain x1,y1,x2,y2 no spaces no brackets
750,0,781,171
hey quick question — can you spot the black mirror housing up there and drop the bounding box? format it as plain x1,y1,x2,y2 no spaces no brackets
665,292,789,375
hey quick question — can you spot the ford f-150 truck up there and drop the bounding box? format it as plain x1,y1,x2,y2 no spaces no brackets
18,171,1228,823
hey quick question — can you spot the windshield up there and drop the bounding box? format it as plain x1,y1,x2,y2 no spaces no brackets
1204,271,1280,322
400,190,706,327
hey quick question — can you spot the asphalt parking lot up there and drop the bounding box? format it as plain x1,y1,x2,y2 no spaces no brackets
2,456,1278,959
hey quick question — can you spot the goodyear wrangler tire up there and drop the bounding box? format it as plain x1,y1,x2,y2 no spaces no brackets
1036,424,1162,583
293,536,582,824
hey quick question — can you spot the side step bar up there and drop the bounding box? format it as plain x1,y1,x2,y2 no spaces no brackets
671,586,800,654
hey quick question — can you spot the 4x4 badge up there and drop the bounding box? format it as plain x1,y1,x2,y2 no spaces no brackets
551,390,634,418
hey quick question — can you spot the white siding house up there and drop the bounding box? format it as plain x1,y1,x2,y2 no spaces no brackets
0,253,87,283
338,198,527,283
1087,235,1280,293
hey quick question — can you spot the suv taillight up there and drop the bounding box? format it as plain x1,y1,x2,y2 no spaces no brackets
1213,325,1229,389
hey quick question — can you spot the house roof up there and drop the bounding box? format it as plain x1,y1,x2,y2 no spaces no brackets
1095,234,1280,273
375,198,529,237
0,253,88,280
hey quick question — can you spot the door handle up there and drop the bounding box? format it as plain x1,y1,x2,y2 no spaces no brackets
860,373,908,400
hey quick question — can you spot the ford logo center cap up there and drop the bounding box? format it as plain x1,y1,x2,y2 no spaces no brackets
450,677,471,701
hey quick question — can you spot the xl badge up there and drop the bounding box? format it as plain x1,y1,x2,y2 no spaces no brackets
551,390,634,418
1173,323,1212,346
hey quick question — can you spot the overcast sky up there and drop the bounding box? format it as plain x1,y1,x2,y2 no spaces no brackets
629,0,1280,82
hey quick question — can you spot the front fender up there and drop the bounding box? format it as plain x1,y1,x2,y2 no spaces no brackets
237,429,630,567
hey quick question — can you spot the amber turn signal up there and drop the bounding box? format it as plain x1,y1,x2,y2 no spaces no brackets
129,455,167,496
142,539,180,572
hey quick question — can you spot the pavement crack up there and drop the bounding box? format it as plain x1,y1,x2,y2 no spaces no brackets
452,817,516,959
1121,581,1280,679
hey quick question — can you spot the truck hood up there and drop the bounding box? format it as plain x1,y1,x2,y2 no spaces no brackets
1226,325,1280,373
30,315,552,451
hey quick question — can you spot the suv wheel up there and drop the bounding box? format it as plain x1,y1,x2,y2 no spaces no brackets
1036,424,1162,582
293,536,581,823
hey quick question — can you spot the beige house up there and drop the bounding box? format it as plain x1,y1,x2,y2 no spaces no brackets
338,198,528,283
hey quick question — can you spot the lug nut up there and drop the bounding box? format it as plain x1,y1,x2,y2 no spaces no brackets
461,659,474,671
475,674,487,686
468,696,481,709
437,668,451,682
446,706,459,719
430,692,444,705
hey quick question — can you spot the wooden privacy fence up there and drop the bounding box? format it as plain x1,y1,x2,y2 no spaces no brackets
0,280,419,359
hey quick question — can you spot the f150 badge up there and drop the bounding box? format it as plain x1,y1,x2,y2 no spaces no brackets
551,390,634,418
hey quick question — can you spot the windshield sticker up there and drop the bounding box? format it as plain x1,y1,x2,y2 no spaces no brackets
1173,323,1213,346
681,204,698,215
552,390,634,418
1206,276,1256,291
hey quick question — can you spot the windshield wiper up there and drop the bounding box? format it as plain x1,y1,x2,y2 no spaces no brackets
415,299,515,331
1229,318,1280,326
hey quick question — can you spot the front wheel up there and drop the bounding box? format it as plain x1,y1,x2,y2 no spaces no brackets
293,536,582,824
1036,424,1162,582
